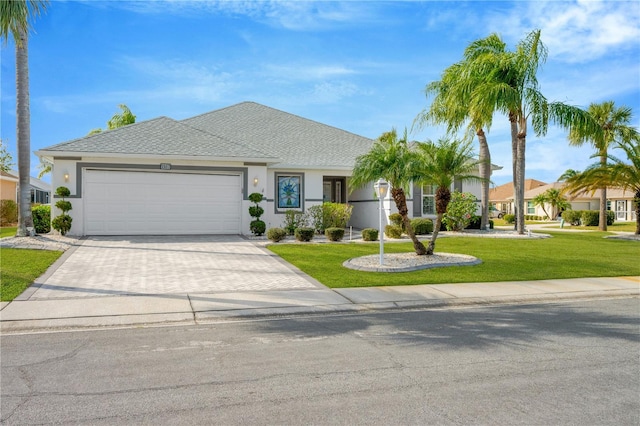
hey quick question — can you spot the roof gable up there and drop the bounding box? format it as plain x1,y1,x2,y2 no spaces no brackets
182,102,374,168
39,116,276,161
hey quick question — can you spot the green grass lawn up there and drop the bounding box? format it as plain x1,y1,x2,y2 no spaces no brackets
268,232,640,288
1,227,17,238
0,248,63,301
548,222,637,233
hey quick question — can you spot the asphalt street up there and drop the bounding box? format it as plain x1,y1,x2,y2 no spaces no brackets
1,297,639,425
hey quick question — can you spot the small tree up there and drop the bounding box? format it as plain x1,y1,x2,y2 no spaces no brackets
443,191,478,231
52,186,72,235
248,192,265,236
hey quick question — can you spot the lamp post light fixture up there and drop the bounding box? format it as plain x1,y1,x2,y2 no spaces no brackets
373,178,389,265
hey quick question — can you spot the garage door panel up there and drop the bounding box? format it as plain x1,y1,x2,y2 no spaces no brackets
84,170,242,235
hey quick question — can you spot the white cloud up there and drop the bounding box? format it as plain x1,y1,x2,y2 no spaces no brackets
493,0,640,63
263,63,358,81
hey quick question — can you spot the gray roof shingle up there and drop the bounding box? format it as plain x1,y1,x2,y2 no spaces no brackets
39,116,276,160
39,102,375,168
183,102,374,168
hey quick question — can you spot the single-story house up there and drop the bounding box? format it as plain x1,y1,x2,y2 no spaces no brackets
489,179,547,215
36,102,492,236
496,180,637,222
0,170,51,204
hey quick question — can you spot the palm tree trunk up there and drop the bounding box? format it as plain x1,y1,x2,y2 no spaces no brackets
515,134,526,234
427,213,443,255
509,113,518,230
16,29,34,236
598,154,607,231
390,187,426,255
477,128,490,230
634,190,640,235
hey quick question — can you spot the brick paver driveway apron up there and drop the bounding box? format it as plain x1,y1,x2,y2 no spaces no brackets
29,236,319,299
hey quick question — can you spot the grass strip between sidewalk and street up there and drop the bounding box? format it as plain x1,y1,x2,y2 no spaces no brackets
268,231,640,288
0,248,63,302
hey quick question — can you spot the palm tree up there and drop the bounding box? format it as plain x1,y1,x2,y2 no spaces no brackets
532,193,550,219
558,169,580,182
350,129,427,255
415,138,482,255
415,37,502,231
564,139,640,234
1,0,48,236
463,30,600,234
544,188,571,220
568,101,640,231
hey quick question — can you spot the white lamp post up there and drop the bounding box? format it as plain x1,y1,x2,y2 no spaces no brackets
373,179,389,265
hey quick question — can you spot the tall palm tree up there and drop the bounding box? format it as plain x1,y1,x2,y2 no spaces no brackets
532,193,550,219
564,139,640,234
415,37,502,231
464,30,600,234
568,101,640,231
415,138,482,255
558,169,580,182
350,129,427,255
544,188,570,220
1,0,48,236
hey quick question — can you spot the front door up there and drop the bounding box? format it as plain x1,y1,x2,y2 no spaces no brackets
323,177,345,203
616,201,626,221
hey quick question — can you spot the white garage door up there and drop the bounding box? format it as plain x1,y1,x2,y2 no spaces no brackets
84,170,242,235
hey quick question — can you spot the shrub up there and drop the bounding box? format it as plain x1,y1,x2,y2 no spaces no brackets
248,192,265,236
306,205,325,234
581,210,599,227
467,215,493,230
306,203,353,234
361,228,378,241
607,210,615,226
294,227,315,242
283,210,307,235
0,199,18,226
32,204,51,234
443,191,477,231
325,227,345,242
250,220,266,235
384,224,402,239
388,213,403,229
52,186,72,235
266,227,287,242
503,214,515,224
562,210,581,226
410,218,433,235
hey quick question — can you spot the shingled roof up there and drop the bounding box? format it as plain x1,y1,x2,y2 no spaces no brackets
38,102,375,169
183,102,374,169
38,116,276,161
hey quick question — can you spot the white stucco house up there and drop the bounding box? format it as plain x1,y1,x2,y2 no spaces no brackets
36,102,489,236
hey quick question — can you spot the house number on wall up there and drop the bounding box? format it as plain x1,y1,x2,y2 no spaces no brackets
160,163,171,170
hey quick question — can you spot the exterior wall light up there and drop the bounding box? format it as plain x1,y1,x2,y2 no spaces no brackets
373,178,389,265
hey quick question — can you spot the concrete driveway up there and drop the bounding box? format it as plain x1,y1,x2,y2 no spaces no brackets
24,235,320,299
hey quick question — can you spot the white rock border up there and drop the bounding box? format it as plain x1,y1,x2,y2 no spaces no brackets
343,252,481,273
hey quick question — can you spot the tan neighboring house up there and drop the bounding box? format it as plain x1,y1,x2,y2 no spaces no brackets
0,170,51,204
495,179,637,222
1,170,18,202
489,179,547,215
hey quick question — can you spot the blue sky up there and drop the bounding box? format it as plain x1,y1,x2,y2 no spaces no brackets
1,0,639,186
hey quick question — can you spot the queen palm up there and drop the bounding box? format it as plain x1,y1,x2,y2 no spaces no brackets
415,138,482,255
564,139,640,234
350,129,427,255
1,0,48,236
464,30,599,234
568,101,640,231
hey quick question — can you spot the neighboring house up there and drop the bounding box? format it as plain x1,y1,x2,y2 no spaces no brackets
0,170,50,204
489,179,547,216
1,170,18,202
36,102,495,236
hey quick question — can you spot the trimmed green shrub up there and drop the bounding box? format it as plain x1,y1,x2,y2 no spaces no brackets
562,210,581,226
32,204,51,234
306,203,353,234
250,220,266,235
388,213,403,228
0,199,18,226
294,227,315,242
361,228,378,241
249,205,264,218
384,224,402,239
581,210,599,226
52,186,72,235
443,191,477,231
283,210,307,235
325,227,345,242
266,227,287,242
607,210,615,226
248,192,265,236
411,218,433,235
503,214,515,224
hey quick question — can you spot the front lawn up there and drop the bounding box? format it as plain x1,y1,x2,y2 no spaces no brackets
553,222,638,233
1,227,17,238
268,232,640,288
0,248,63,301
